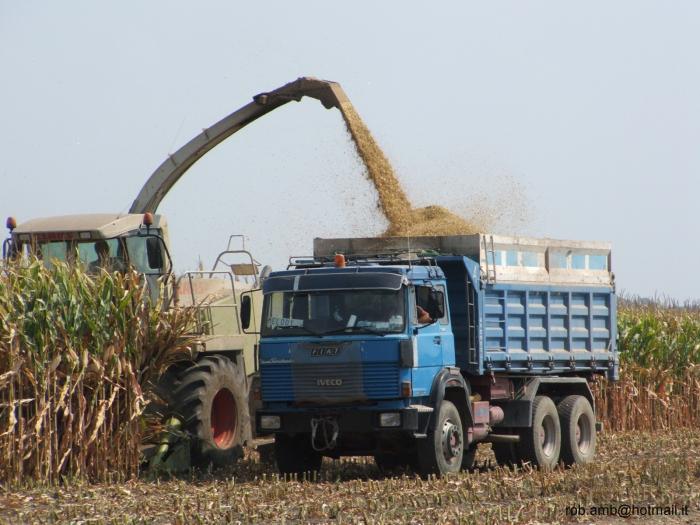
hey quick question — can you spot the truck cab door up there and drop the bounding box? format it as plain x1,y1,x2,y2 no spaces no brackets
411,285,455,396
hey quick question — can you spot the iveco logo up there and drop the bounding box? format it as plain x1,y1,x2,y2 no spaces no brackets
311,347,340,357
317,378,343,387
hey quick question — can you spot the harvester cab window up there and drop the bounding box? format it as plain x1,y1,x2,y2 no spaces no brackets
39,242,68,268
83,239,126,273
125,233,168,274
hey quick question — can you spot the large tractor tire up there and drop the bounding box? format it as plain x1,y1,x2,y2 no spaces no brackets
172,355,251,469
557,395,596,466
416,400,464,478
518,395,561,469
274,433,322,477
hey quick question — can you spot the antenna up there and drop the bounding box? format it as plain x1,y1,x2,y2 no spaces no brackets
406,225,412,269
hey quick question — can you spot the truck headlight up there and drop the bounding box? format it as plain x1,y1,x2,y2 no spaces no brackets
379,412,401,427
260,415,281,430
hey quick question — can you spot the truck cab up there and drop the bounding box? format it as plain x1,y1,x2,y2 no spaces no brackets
255,235,618,477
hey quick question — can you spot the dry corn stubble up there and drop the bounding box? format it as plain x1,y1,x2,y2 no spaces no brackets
1,430,698,524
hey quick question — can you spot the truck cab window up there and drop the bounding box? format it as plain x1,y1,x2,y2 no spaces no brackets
414,285,446,324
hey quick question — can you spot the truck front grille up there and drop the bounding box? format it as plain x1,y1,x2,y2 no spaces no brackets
261,363,399,402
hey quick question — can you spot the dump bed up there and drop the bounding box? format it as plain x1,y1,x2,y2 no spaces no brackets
315,235,619,380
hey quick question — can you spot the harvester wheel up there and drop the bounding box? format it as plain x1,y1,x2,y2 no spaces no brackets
172,355,251,469
518,395,561,469
274,434,322,477
416,400,463,478
557,395,596,466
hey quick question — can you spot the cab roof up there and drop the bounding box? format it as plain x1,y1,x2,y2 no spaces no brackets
13,213,166,239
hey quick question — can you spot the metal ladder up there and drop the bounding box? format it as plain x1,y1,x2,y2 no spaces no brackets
482,235,498,283
466,278,478,364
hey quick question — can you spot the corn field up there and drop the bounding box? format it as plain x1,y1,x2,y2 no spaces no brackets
0,262,698,485
0,261,194,484
594,299,700,431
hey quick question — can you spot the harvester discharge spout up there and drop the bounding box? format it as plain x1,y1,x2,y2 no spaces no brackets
129,77,348,215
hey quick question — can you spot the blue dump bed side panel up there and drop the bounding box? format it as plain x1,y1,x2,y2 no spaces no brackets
476,283,618,379
437,255,618,380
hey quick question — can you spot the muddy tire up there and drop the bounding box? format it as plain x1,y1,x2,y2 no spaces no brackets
416,400,463,478
275,434,322,476
518,396,561,469
557,395,596,466
172,355,251,469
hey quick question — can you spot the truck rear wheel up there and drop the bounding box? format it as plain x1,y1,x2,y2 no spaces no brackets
557,395,596,466
518,395,561,469
275,434,322,476
416,400,463,478
172,355,251,469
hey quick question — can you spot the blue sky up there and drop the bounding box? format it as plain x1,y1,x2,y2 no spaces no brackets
1,1,698,299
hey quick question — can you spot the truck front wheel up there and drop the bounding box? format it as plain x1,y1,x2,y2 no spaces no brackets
557,395,596,465
416,400,463,477
518,395,561,469
275,434,322,477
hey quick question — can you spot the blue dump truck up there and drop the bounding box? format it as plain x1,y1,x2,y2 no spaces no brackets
242,234,618,477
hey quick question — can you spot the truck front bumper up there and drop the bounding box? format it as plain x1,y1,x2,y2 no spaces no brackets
256,405,431,437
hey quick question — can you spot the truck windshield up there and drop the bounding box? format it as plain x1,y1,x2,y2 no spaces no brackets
262,289,406,337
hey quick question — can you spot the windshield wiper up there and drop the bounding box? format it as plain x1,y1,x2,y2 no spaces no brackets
320,325,388,336
272,325,323,336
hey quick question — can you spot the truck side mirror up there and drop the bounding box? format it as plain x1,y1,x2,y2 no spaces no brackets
146,237,164,270
428,289,445,319
241,294,252,330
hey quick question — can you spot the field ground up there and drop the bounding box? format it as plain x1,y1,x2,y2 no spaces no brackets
1,430,698,525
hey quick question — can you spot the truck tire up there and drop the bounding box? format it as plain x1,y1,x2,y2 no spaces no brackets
416,400,463,478
557,395,596,466
172,355,251,469
275,434,322,476
518,395,561,469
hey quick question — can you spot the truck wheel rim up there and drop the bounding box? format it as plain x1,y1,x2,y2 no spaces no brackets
441,419,461,463
539,414,556,458
211,388,237,449
576,414,592,453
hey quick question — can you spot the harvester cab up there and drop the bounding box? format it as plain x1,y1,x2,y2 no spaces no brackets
3,213,173,301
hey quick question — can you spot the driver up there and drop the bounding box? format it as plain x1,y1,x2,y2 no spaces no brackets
416,305,433,324
89,240,126,273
